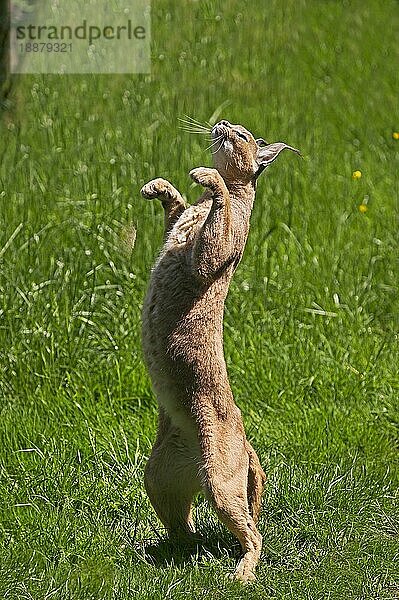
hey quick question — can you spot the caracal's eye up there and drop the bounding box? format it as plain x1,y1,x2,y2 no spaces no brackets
236,131,249,142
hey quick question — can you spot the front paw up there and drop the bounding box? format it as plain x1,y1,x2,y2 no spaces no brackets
141,178,172,199
189,167,223,190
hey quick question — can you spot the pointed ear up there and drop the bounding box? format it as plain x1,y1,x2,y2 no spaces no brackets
255,141,301,178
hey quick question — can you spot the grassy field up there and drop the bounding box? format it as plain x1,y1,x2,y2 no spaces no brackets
1,0,398,598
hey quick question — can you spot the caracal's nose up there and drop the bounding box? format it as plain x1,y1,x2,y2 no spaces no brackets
212,120,231,136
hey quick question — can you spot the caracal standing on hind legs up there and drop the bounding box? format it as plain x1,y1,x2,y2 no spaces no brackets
141,119,300,582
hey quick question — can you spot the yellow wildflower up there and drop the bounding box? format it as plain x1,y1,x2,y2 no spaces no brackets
358,204,368,213
393,132,399,140
352,170,362,179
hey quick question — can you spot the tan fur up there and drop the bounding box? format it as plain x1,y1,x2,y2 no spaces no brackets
141,120,299,582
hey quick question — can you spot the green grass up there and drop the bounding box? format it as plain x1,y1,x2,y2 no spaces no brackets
0,0,398,598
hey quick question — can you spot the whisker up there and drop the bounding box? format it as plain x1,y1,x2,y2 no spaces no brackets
212,138,225,155
178,115,212,132
179,121,208,131
205,135,223,151
180,114,212,129
179,119,208,128
179,125,212,135
179,126,211,136
179,121,210,131
205,139,221,150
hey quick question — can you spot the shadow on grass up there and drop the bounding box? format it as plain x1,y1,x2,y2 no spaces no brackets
138,534,282,571
133,529,241,569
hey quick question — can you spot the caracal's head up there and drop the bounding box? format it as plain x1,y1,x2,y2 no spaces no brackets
211,120,300,185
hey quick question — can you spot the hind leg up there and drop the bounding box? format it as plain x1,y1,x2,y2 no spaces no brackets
144,410,201,539
205,456,262,582
201,421,263,582
246,441,266,524
141,178,187,235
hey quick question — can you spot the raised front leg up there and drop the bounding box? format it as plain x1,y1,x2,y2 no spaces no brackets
141,178,187,236
189,167,235,282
